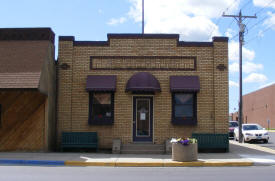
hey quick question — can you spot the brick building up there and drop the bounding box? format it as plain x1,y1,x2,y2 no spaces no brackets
232,84,275,129
0,28,56,151
57,34,229,152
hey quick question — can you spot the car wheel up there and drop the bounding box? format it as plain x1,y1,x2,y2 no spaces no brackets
263,139,268,144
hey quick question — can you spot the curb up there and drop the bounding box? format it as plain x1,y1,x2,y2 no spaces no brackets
0,159,254,167
65,161,253,167
0,159,65,166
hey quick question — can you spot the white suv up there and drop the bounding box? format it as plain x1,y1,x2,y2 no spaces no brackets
234,124,269,143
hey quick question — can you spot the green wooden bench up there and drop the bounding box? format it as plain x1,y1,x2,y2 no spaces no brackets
192,133,229,152
61,132,98,151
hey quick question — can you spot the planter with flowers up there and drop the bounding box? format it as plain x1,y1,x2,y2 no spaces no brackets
170,138,198,162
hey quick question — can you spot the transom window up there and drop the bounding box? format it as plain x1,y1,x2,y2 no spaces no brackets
172,93,197,125
88,92,114,125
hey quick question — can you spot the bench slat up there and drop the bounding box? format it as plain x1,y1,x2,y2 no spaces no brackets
61,132,98,150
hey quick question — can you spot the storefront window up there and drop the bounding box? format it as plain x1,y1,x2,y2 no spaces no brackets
89,92,114,125
172,93,197,125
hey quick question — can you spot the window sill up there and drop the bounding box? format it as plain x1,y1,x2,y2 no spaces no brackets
172,118,197,125
88,119,114,125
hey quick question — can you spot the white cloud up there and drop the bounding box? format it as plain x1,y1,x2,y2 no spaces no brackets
229,41,255,62
257,30,264,37
127,0,240,41
229,62,239,73
244,73,267,83
229,61,263,74
225,28,235,38
254,0,275,30
264,12,275,30
253,0,275,9
107,17,127,26
229,80,239,87
259,81,275,89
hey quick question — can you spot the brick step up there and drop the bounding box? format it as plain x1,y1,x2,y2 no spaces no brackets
121,143,165,154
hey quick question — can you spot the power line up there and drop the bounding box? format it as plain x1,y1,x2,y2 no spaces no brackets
208,0,239,39
246,0,275,28
230,33,239,40
245,25,274,44
240,0,252,11
247,8,275,32
222,19,235,36
255,0,275,15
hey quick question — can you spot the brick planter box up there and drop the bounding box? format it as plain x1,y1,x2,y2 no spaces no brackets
172,143,198,162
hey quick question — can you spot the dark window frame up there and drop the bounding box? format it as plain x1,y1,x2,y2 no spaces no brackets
0,104,2,128
88,92,114,125
171,92,197,125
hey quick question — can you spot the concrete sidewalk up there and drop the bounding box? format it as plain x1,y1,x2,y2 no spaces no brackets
0,141,275,167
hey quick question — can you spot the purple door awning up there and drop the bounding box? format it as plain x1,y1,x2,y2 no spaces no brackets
170,76,200,92
86,74,199,93
86,75,116,91
126,72,161,92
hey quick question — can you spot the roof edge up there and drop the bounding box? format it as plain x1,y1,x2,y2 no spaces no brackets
59,34,227,47
107,33,179,39
212,36,229,42
59,36,75,41
0,28,55,44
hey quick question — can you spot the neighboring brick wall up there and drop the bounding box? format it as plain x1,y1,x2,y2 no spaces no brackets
57,35,228,149
232,84,275,129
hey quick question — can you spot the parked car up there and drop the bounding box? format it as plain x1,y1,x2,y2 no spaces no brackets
234,123,269,143
229,121,238,139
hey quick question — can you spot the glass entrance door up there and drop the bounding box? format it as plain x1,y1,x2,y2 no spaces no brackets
133,97,153,142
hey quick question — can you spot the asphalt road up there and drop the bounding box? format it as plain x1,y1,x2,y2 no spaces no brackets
0,166,275,181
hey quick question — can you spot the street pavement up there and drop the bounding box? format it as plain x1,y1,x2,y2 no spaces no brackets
1,165,275,181
0,139,275,167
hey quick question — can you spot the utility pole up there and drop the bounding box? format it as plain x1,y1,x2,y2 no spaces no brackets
223,11,256,143
142,0,144,34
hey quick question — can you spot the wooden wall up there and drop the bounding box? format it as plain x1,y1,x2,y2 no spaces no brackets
0,90,46,151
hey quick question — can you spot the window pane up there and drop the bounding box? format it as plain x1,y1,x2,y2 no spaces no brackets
175,105,193,117
92,104,112,118
93,93,111,104
92,93,112,119
175,94,193,105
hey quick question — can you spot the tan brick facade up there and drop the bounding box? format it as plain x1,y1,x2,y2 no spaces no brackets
57,34,228,149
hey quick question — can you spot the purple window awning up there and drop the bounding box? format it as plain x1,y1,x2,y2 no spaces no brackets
86,75,116,91
170,76,200,92
126,72,161,92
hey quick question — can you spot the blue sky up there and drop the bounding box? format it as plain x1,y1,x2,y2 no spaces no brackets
1,0,275,113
